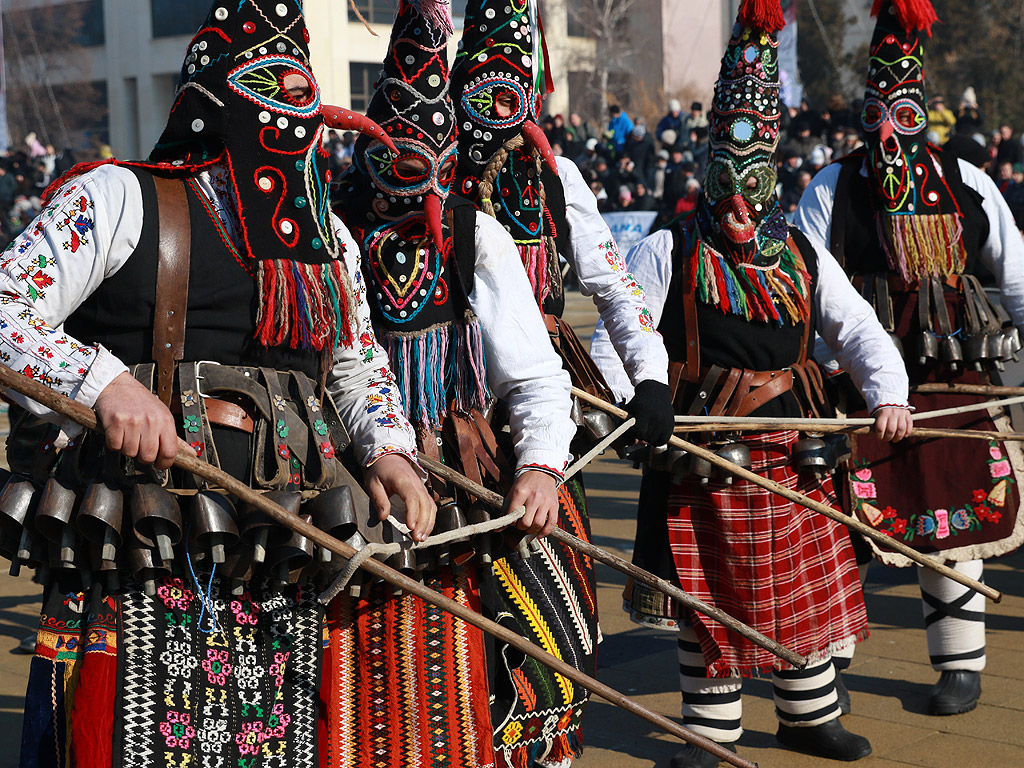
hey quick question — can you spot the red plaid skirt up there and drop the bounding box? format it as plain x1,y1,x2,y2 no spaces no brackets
667,431,868,678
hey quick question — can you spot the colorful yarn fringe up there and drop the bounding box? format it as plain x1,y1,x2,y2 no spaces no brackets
407,0,455,35
871,0,939,36
518,241,554,310
255,258,356,353
688,231,811,326
382,314,490,430
878,212,967,281
497,730,584,768
738,0,786,34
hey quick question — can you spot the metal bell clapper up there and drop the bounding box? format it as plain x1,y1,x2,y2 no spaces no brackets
241,490,301,563
35,475,78,566
467,503,493,565
793,436,830,479
190,490,239,564
1002,326,1022,362
0,474,39,574
964,332,990,372
939,335,963,375
130,484,183,565
305,486,358,564
713,443,752,485
917,332,939,366
128,540,167,597
266,514,314,587
76,480,124,568
985,334,1006,371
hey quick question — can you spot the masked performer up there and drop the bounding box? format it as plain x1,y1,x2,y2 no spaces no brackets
320,3,577,767
592,1,912,765
448,6,673,762
5,3,434,766
796,0,1024,717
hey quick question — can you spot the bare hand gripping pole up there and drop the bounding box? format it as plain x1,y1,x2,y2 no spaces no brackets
572,387,1002,604
0,363,757,768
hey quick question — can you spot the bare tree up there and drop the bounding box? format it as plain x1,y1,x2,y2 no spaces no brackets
566,0,643,121
2,2,106,151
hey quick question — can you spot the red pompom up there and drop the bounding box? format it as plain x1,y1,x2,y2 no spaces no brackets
737,0,786,34
871,0,939,36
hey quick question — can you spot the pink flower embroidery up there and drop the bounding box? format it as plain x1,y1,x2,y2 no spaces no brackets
159,711,195,749
990,459,1011,478
934,509,950,539
990,446,1004,460
201,649,233,686
852,481,876,499
854,468,873,482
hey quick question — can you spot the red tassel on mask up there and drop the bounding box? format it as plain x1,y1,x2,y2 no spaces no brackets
737,0,785,34
871,0,939,36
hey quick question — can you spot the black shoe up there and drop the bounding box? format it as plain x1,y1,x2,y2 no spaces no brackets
777,720,872,761
669,741,737,768
928,670,981,716
835,670,851,715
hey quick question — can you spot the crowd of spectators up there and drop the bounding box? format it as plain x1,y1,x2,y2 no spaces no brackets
0,134,78,253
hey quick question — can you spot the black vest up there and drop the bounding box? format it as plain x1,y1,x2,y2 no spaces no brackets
65,168,320,378
829,151,990,277
658,225,821,418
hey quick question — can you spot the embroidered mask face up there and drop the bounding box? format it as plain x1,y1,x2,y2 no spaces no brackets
353,0,458,249
700,23,788,265
862,2,930,215
451,0,556,194
149,1,338,263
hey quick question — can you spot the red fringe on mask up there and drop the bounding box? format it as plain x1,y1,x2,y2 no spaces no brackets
738,0,786,34
255,258,356,352
872,0,939,36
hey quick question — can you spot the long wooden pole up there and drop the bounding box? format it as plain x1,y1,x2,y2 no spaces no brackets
572,387,1002,604
419,455,807,669
913,383,1024,397
0,366,755,768
672,423,1024,442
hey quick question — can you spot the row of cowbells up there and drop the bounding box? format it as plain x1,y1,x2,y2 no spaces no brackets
0,470,364,596
915,327,1021,374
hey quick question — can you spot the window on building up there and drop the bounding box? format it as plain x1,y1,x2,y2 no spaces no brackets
5,1,106,48
150,0,210,39
348,0,398,25
75,1,106,47
349,63,380,113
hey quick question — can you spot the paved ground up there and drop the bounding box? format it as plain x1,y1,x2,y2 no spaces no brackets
0,293,1020,767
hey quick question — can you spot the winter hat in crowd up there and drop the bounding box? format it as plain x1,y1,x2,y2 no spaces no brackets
669,99,682,113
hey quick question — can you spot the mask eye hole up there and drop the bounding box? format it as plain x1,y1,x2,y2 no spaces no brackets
393,156,430,183
281,71,314,105
439,157,457,185
719,170,731,189
494,91,518,118
863,102,883,130
895,105,919,130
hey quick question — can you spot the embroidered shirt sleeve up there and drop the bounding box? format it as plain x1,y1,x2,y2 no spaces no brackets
813,233,910,411
471,212,573,475
325,217,420,470
556,156,669,390
0,165,142,423
590,229,675,402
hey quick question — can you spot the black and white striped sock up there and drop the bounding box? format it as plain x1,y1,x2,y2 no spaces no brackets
677,626,743,742
919,559,986,672
772,657,841,727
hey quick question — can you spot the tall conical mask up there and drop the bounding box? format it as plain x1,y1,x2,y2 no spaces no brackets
698,0,789,267
355,0,458,249
450,0,555,188
860,0,965,280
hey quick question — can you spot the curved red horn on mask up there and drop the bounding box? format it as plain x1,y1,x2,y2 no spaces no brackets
424,194,445,252
321,104,398,156
522,121,558,174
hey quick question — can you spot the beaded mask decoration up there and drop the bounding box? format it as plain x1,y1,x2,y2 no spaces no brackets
688,0,811,326
336,0,489,429
861,0,966,280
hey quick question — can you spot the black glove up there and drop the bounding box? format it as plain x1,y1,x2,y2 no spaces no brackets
624,379,675,446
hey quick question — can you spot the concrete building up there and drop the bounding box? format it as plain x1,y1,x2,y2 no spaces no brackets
2,0,595,157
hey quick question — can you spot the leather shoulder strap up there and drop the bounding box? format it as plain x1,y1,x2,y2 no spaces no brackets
786,231,815,365
151,176,191,407
669,223,701,381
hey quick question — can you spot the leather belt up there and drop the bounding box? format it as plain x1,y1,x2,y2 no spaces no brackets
171,396,256,434
852,273,962,294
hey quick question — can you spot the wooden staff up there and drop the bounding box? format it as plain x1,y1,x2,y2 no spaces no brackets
673,423,1024,442
419,455,807,669
913,383,1024,397
0,366,755,768
572,387,1003,604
